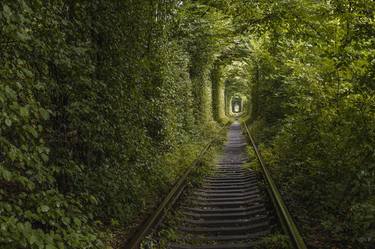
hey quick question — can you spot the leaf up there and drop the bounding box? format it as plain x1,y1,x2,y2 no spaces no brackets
20,107,29,118
40,109,50,120
40,205,49,213
46,244,57,249
16,31,30,41
57,242,65,249
26,126,38,138
5,118,12,127
73,217,81,226
3,4,12,20
62,217,70,226
40,153,49,162
29,234,37,245
1,168,12,181
22,68,34,78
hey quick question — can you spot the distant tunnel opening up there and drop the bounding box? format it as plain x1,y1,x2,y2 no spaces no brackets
231,96,242,114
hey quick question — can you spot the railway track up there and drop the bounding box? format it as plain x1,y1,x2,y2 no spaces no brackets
168,123,270,249
126,122,307,249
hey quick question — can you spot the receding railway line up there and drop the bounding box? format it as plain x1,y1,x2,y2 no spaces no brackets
126,122,307,249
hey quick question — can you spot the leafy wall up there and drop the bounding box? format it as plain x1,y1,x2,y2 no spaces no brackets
0,1,230,248
238,0,375,247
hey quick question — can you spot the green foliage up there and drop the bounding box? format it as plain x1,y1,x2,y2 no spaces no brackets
139,131,225,249
0,0,230,248
2,0,372,248
255,233,291,249
177,2,234,123
239,0,375,247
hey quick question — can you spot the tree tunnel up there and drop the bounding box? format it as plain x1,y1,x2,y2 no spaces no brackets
3,1,373,248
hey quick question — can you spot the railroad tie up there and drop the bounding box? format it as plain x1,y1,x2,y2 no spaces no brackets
168,123,271,249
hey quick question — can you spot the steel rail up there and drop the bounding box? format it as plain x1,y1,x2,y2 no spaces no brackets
242,122,308,249
125,124,229,249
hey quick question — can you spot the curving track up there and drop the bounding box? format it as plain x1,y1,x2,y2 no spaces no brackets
168,123,271,249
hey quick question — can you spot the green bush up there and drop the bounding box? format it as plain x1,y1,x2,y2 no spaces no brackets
241,0,375,247
0,1,229,248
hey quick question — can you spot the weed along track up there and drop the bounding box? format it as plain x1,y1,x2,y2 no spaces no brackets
168,123,270,249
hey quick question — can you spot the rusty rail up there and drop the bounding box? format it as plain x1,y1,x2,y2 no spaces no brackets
242,122,308,249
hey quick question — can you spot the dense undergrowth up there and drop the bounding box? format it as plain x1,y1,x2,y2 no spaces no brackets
242,1,375,248
0,1,229,248
138,132,226,249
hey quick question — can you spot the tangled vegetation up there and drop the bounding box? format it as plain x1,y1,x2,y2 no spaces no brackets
1,0,374,249
241,1,375,248
0,1,228,248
